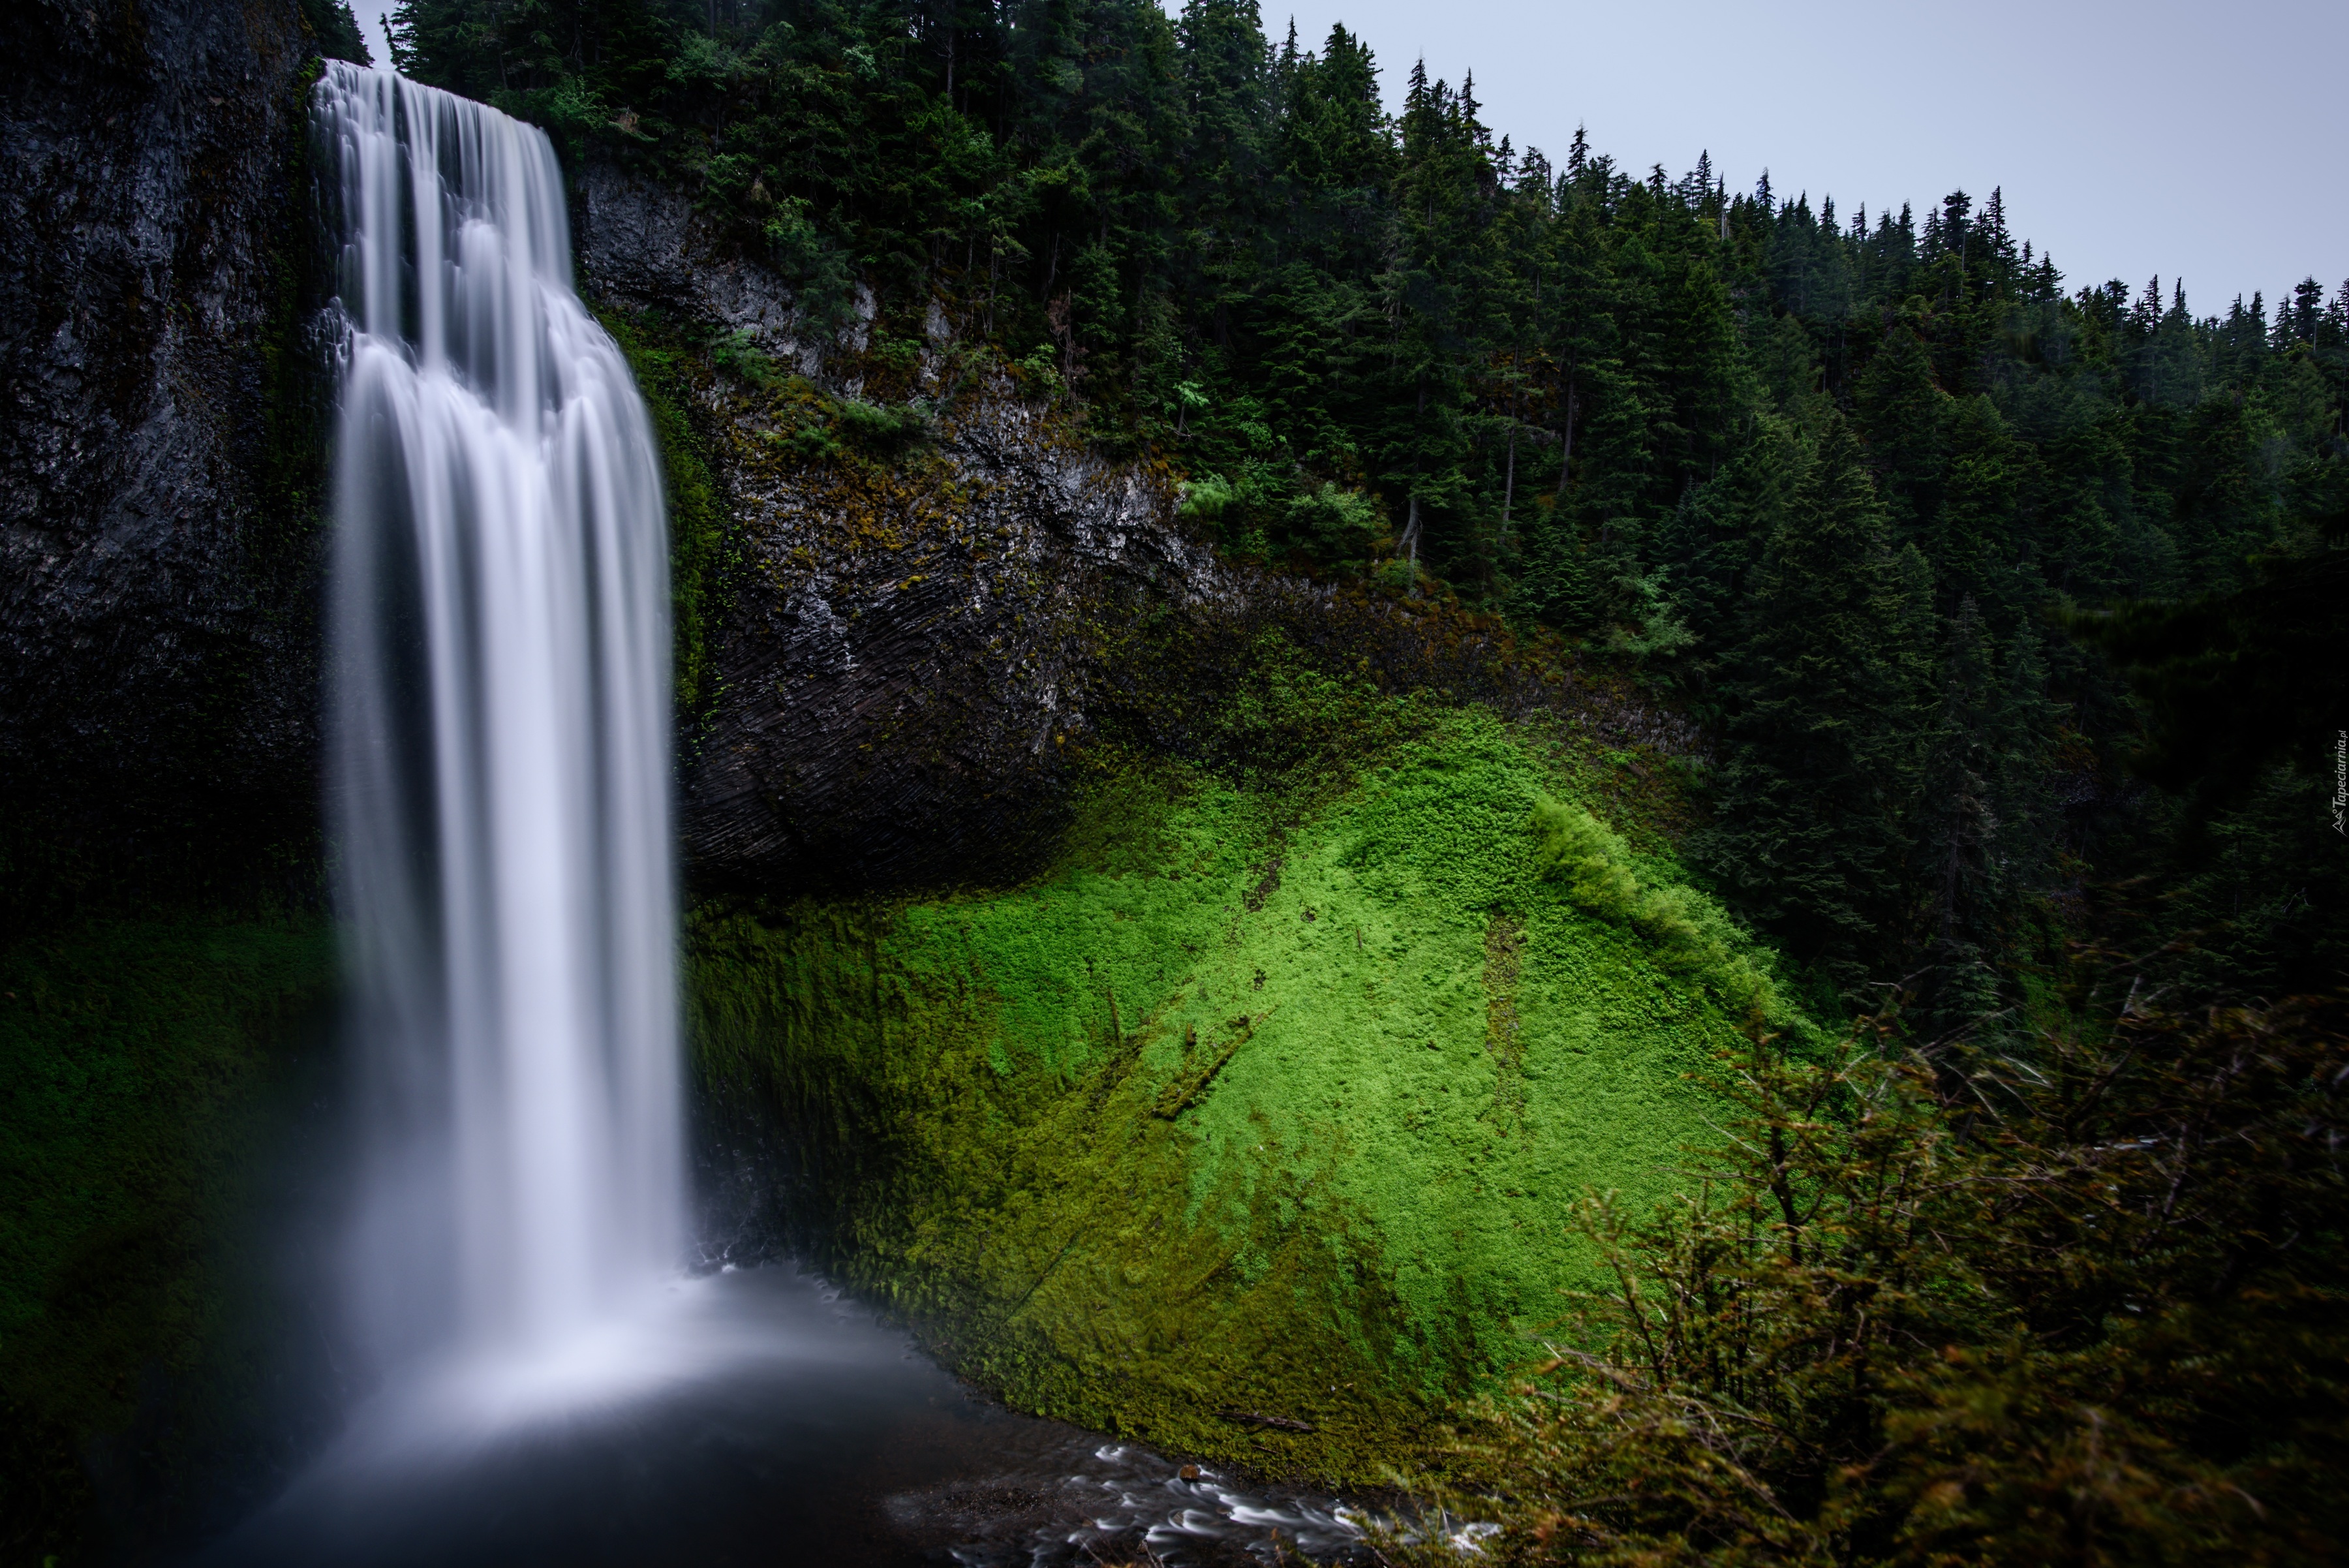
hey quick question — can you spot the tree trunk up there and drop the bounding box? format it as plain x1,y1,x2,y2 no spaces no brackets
1554,365,1579,500
1501,423,1517,538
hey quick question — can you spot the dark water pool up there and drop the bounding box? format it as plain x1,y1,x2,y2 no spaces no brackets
194,1265,1377,1567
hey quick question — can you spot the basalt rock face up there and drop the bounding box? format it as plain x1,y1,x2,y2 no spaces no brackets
0,0,336,921
576,163,805,354
676,399,1196,893
577,164,1210,894
574,164,1702,897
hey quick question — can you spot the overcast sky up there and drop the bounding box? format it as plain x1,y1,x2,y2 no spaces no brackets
352,0,2346,314
1263,0,2346,315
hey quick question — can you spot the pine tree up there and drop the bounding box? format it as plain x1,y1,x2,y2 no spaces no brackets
1650,413,1806,671
1377,67,1498,579
1934,395,2025,622
1517,192,1638,634
1978,185,2017,290
1914,596,2006,1038
1853,322,1948,549
1702,420,1934,992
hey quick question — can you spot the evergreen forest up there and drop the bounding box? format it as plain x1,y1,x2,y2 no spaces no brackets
7,0,2339,1561
389,0,2347,1026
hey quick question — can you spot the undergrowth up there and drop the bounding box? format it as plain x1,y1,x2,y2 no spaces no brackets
1382,994,2349,1566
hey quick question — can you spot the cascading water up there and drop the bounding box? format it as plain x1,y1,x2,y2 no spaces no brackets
316,61,684,1378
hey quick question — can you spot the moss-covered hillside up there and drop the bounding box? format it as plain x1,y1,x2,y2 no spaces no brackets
690,672,1804,1480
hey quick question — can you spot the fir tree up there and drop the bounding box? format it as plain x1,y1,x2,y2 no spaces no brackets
1703,421,1933,992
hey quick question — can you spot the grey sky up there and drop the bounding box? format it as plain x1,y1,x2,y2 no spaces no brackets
1264,0,2346,315
355,2,396,68
354,0,2346,313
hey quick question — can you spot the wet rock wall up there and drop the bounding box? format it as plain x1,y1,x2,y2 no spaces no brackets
0,0,348,927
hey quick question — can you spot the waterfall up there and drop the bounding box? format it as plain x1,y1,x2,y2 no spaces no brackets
316,62,684,1372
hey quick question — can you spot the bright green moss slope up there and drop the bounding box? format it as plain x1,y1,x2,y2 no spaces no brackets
690,699,1806,1479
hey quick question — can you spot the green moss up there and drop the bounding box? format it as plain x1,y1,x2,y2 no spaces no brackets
0,917,335,1441
1529,797,1792,1030
690,699,1804,1480
0,915,334,1563
598,310,732,724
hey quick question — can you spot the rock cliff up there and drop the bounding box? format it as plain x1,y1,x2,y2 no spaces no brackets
1,19,1694,923
0,0,341,925
573,164,1695,896
578,164,1199,890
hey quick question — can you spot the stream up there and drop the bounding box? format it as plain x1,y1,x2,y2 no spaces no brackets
196,1264,1379,1567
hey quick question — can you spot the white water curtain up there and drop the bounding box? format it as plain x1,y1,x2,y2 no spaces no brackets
316,61,683,1364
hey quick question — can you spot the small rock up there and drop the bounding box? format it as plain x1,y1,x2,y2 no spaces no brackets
1178,1464,1201,1481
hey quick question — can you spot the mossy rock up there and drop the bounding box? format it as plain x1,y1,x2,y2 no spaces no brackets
0,915,337,1560
690,703,1807,1481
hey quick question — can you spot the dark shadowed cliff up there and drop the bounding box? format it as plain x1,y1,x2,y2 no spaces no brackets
0,0,353,930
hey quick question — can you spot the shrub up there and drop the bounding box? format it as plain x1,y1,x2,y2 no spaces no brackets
1387,993,2349,1567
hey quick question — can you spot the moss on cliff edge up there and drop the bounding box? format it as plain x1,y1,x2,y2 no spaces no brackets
688,674,1806,1481
598,308,731,726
